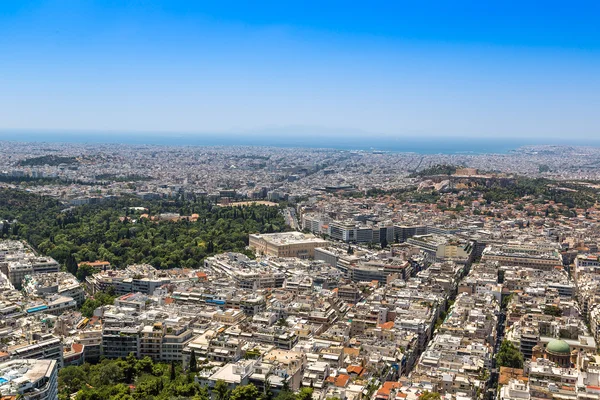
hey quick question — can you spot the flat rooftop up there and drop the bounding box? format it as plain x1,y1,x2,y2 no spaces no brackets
0,359,55,396
251,232,328,245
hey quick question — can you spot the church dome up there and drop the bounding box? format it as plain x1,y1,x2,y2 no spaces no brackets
546,339,570,355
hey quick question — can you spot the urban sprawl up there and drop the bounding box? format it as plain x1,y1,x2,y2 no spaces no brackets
1,141,600,400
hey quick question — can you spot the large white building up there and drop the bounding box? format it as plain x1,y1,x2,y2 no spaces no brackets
328,220,396,244
481,243,563,271
249,232,328,259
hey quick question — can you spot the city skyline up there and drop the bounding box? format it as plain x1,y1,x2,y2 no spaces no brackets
1,1,600,140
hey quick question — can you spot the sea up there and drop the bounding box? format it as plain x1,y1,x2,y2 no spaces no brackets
1,131,599,155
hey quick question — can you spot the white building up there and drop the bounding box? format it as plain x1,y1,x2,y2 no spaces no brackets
0,359,58,400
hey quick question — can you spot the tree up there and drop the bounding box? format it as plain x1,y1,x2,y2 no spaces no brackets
213,380,230,400
76,263,96,281
498,269,505,284
543,305,563,317
276,318,288,328
110,393,134,400
134,376,162,398
501,294,513,310
281,379,290,393
273,378,295,400
273,391,295,400
259,388,274,400
409,164,458,178
244,349,261,359
230,384,259,400
80,290,115,318
94,362,124,387
420,392,441,400
496,340,524,369
121,353,137,382
134,356,153,375
76,388,104,400
59,365,87,394
0,189,288,271
57,357,211,399
170,361,176,381
189,349,198,372
65,253,78,275
192,387,211,400
297,388,314,400
1,221,9,237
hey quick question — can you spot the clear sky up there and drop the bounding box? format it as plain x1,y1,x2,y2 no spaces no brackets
1,1,599,140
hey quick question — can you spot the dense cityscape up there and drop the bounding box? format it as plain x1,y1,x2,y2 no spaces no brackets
2,1,600,399
1,141,600,400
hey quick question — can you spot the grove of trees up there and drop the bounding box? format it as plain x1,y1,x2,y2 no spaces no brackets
496,340,524,369
0,189,289,270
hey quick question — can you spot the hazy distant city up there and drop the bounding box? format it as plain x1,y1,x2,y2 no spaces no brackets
4,141,600,201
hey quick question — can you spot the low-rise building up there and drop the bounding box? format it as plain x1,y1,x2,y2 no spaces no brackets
22,272,85,306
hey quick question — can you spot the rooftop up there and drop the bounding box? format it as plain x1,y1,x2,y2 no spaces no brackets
250,232,328,245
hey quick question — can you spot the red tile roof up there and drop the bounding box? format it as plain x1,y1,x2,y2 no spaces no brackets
347,365,364,375
377,381,402,397
335,374,351,387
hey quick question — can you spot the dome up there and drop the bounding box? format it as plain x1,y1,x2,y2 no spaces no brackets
546,339,570,355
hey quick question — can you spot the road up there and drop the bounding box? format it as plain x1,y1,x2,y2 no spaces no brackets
283,207,299,230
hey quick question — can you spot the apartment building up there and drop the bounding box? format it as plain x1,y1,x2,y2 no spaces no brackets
86,264,171,295
8,334,63,368
328,220,397,244
0,359,58,400
205,253,285,290
574,253,600,282
407,234,472,263
7,257,60,289
102,319,141,359
22,272,85,306
481,243,563,271
25,295,77,316
75,328,103,363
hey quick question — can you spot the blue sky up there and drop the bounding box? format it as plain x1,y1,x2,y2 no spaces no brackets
1,1,599,140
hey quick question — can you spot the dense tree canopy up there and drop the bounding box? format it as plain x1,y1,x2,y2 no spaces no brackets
0,189,288,269
18,155,79,166
59,356,210,400
496,340,524,369
360,175,600,209
409,164,459,177
230,384,260,400
480,178,598,209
